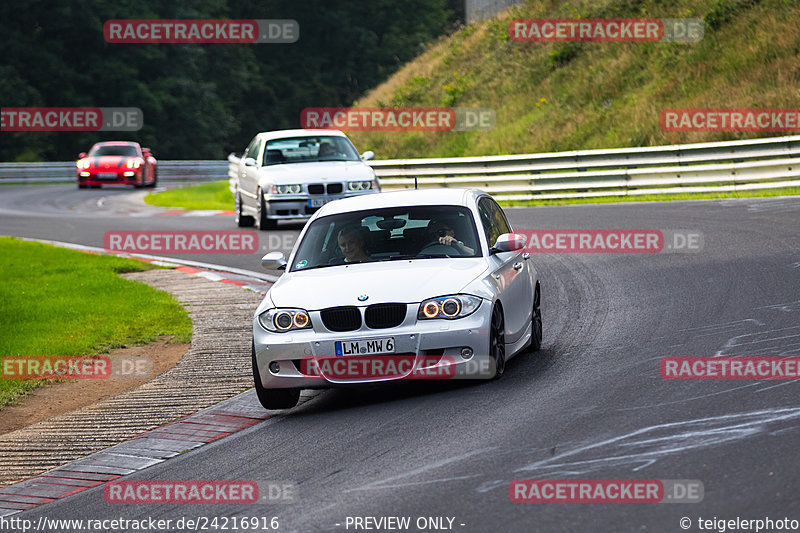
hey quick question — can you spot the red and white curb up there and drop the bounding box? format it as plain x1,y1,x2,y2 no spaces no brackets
0,390,317,516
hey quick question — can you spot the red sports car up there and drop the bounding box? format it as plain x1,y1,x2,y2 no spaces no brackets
76,141,157,188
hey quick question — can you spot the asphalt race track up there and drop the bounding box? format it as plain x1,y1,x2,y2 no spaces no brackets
2,185,800,532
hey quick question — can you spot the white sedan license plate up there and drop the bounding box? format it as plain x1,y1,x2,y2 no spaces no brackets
335,338,395,356
308,197,332,208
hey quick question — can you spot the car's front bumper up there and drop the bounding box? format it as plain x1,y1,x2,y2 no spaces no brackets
253,301,494,389
78,169,141,186
261,190,379,220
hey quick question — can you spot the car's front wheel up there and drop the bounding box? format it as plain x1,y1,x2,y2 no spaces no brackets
252,343,300,409
256,187,277,230
489,305,506,379
235,191,255,227
146,167,158,188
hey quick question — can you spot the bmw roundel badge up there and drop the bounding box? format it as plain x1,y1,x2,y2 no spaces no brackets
357,294,369,301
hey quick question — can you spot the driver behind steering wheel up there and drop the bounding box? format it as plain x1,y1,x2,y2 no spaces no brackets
425,219,475,255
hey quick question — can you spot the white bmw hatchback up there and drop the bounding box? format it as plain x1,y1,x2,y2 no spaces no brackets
252,188,542,409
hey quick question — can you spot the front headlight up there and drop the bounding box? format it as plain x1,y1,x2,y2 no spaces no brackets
76,158,91,169
417,294,482,320
347,180,374,192
259,308,312,332
126,158,143,169
270,184,303,194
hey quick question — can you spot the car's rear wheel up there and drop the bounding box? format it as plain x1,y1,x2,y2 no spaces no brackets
235,191,255,227
252,342,300,409
489,305,506,379
256,187,277,230
528,283,542,352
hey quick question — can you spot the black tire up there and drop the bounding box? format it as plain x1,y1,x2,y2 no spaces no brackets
252,342,300,409
528,283,542,352
256,187,277,230
489,305,506,379
235,191,255,227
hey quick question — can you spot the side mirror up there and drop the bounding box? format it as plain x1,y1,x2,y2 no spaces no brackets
244,157,258,167
261,251,287,270
361,150,375,161
491,233,525,254
142,148,151,154
78,152,87,158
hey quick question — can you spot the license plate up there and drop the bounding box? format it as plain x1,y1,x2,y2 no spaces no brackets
335,338,395,356
308,197,331,208
98,172,117,179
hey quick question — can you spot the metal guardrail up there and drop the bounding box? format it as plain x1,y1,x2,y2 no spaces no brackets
0,161,228,184
369,135,800,200
4,136,800,200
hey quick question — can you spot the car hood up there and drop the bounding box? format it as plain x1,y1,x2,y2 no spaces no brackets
257,160,374,185
263,258,489,311
89,156,128,170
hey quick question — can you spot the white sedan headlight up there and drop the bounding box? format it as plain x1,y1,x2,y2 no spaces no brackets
270,184,303,194
347,180,374,192
417,294,482,320
259,308,312,332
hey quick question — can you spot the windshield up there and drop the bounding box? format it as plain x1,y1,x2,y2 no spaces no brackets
289,205,480,272
89,145,139,157
263,136,360,165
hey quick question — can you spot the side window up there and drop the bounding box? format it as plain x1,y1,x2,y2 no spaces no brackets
478,198,499,248
244,137,262,164
487,198,511,236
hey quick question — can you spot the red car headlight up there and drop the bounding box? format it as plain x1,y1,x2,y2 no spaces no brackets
76,158,91,169
125,158,143,169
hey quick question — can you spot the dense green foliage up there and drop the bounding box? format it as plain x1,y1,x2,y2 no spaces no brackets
0,0,461,161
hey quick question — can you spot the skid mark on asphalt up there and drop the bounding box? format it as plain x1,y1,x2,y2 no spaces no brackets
343,448,491,492
512,406,800,477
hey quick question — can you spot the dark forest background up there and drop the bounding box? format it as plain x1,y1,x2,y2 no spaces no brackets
0,0,464,161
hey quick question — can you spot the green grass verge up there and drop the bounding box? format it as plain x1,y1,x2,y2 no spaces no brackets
0,237,193,409
499,186,800,207
144,181,233,211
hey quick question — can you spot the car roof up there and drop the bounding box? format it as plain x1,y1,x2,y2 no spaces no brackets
92,141,140,146
314,188,487,217
255,129,348,142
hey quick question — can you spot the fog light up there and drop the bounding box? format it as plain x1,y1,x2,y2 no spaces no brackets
460,347,473,360
269,361,281,374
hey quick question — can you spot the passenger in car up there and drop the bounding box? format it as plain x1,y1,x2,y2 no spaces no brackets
337,226,371,263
